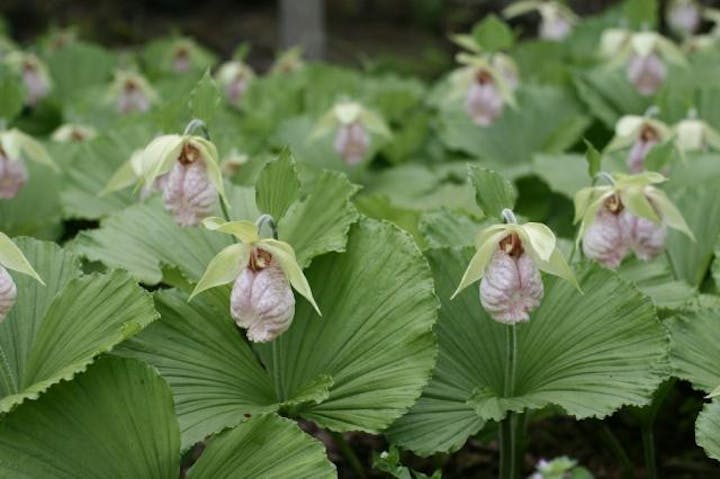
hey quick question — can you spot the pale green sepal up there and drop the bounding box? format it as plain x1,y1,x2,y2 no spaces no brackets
202,217,259,243
532,247,580,291
631,32,659,57
334,102,362,124
622,187,661,223
655,36,688,67
644,188,696,241
141,134,184,185
518,223,556,261
100,154,140,196
0,233,44,284
451,229,507,299
1,129,57,172
259,239,321,316
309,110,338,141
189,243,250,300
704,124,720,151
359,109,393,138
450,33,483,53
192,137,227,205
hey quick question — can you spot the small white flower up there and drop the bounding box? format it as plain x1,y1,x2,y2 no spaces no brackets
4,52,51,106
216,61,254,108
503,1,577,42
627,123,661,173
0,150,28,199
667,0,701,37
0,129,56,199
51,124,97,143
110,71,157,114
0,265,17,322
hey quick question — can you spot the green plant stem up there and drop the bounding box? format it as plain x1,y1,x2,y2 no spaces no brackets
331,431,366,479
598,422,634,479
499,324,518,479
665,250,678,281
219,196,231,222
642,426,657,479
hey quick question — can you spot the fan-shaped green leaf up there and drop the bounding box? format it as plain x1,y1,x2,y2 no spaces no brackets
387,248,668,456
468,165,516,219
668,308,720,392
189,69,221,124
257,219,438,431
0,238,158,413
115,289,277,449
117,219,438,448
46,42,116,100
255,150,301,219
0,357,180,478
187,415,335,479
697,399,720,462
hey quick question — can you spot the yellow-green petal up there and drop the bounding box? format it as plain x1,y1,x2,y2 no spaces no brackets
100,158,139,196
2,129,57,172
0,233,44,285
519,222,556,261
202,217,259,243
533,247,580,291
622,187,661,223
190,243,250,300
645,188,695,241
451,230,507,299
141,134,184,185
259,239,321,316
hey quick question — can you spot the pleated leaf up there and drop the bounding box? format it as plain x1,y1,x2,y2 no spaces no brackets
0,357,180,478
115,288,278,449
187,415,335,479
668,308,720,392
117,219,438,448
697,399,720,463
387,248,668,456
0,238,158,413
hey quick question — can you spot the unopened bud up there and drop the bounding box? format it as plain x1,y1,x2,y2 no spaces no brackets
230,257,295,343
479,243,544,324
465,70,504,127
626,53,667,96
0,266,16,322
0,149,28,199
162,145,216,226
334,122,370,166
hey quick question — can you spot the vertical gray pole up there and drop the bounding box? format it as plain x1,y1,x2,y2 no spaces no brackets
279,0,326,60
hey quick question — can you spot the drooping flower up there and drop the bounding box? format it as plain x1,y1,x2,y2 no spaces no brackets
101,149,153,199
503,1,578,41
137,130,226,227
673,110,720,153
311,100,391,166
449,53,516,127
190,217,321,342
666,0,701,38
216,60,255,108
574,172,694,268
4,52,51,106
0,232,44,322
0,129,57,199
605,115,672,173
599,30,686,96
452,213,577,324
108,70,158,114
449,31,520,91
51,124,97,143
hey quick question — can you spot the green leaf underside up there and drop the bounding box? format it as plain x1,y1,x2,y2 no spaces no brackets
0,357,180,478
187,415,336,479
697,399,720,463
118,219,438,448
668,309,720,393
386,248,667,456
0,238,158,414
114,288,278,450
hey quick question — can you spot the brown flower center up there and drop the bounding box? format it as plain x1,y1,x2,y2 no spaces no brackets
499,233,523,257
604,194,624,214
475,69,494,85
640,124,659,142
248,248,272,271
178,143,201,165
